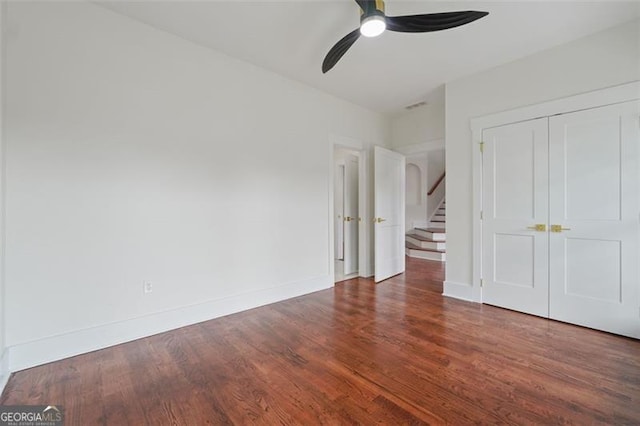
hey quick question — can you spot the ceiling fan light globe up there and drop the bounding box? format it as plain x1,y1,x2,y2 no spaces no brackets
360,15,386,37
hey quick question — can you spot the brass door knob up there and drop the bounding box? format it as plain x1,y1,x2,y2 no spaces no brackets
550,224,571,233
374,217,386,223
526,224,546,232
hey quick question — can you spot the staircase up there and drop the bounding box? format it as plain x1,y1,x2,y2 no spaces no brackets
405,200,446,262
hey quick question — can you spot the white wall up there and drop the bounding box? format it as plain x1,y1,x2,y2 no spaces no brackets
402,148,446,232
391,98,446,231
0,0,8,392
426,149,445,190
445,19,640,296
405,163,422,206
426,149,445,220
405,156,427,231
390,102,445,149
3,2,388,371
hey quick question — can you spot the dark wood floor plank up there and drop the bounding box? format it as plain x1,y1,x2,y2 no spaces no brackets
1,256,639,424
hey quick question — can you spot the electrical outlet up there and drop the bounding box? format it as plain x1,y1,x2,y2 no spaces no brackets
143,281,153,294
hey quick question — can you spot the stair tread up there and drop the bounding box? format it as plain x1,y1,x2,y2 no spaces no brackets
406,242,445,253
406,233,446,243
415,227,446,233
431,219,446,222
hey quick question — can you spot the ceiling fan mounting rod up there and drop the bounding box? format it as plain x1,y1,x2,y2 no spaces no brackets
359,0,387,38
359,0,385,20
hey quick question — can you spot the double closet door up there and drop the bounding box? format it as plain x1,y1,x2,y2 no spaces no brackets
482,100,640,339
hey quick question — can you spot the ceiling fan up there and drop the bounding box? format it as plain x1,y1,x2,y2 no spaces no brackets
322,0,489,73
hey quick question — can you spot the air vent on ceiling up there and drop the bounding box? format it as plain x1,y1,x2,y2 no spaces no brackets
405,101,427,110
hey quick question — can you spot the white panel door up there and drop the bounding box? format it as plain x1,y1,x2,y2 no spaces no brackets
344,155,359,274
374,146,405,283
482,119,550,317
549,101,640,338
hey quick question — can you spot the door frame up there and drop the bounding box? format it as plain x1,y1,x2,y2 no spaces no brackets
343,153,360,275
470,81,640,304
334,163,345,260
328,134,369,284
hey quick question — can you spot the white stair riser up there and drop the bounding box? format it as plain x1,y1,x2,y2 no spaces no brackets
406,248,446,262
405,236,446,250
428,222,446,229
414,229,445,241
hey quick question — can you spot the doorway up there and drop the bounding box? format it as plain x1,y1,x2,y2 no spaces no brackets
334,147,360,282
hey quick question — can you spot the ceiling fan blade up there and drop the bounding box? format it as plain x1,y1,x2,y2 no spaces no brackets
322,28,361,73
386,11,489,33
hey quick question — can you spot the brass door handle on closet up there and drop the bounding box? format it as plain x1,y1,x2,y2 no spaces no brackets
526,224,546,232
550,225,571,233
344,216,354,222
374,217,386,223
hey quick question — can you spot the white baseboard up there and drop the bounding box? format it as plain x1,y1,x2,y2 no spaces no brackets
0,349,10,396
443,280,476,302
8,274,332,373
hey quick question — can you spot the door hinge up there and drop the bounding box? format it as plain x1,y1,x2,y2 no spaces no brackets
480,279,484,288
480,210,483,220
479,142,484,153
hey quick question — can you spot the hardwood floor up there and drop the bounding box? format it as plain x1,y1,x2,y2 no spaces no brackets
2,257,639,424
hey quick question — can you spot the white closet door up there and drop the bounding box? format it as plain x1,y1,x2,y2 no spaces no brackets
482,118,550,317
549,101,640,338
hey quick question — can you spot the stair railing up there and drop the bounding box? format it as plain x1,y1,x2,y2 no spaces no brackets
427,172,446,196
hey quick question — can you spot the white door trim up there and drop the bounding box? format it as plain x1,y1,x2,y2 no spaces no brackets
471,80,640,303
334,163,345,260
471,81,640,131
343,154,359,275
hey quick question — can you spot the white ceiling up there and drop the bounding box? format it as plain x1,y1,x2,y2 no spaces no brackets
97,1,640,115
